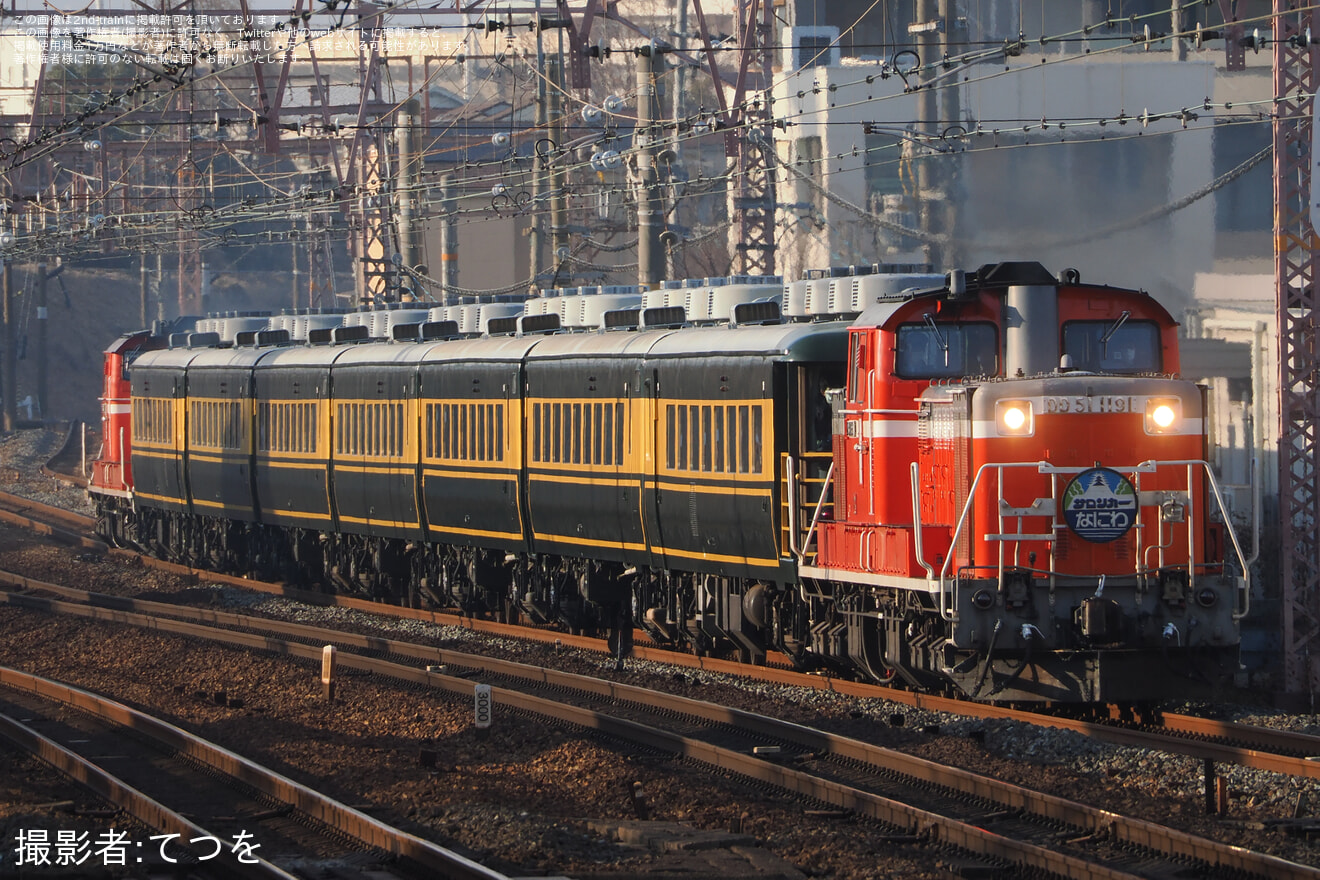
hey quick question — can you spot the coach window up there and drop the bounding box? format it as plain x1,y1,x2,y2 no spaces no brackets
665,405,675,469
614,404,624,465
738,405,751,472
689,405,700,471
570,402,579,463
752,406,763,473
701,406,713,471
894,321,998,378
677,405,688,469
584,403,596,465
1062,319,1161,373
726,407,737,472
712,406,725,472
603,403,615,466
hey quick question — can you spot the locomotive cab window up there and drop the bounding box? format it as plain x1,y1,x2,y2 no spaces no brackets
894,321,998,378
1062,320,1162,373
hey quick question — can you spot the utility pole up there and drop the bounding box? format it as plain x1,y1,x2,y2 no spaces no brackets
635,47,666,289
548,57,569,277
913,0,959,269
1171,0,1186,62
290,242,301,310
530,50,549,285
154,254,164,322
669,2,689,281
139,254,148,328
439,173,459,304
36,263,46,421
397,98,423,289
3,263,15,432
530,0,549,287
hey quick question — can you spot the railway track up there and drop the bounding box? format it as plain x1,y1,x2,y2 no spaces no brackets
0,666,510,880
1,480,1314,786
0,572,1314,880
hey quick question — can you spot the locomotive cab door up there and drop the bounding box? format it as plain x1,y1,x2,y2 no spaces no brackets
842,328,875,522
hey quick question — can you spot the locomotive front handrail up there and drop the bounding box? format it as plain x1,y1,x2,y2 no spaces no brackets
936,461,1047,621
1135,459,1252,622
936,458,1253,623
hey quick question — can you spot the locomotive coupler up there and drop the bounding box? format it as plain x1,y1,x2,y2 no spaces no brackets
1000,568,1034,613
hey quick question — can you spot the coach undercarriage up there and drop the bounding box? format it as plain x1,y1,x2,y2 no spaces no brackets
93,496,1234,702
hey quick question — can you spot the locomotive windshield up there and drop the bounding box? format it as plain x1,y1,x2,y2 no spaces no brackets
1062,320,1162,373
894,322,998,378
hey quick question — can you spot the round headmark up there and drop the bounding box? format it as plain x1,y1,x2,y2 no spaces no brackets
1062,467,1137,543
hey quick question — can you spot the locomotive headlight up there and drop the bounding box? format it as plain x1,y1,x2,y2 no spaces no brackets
996,400,1033,436
1144,398,1181,434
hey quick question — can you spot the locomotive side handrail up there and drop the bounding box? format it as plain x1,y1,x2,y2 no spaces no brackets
782,452,833,563
800,461,834,564
936,459,1252,623
910,462,935,578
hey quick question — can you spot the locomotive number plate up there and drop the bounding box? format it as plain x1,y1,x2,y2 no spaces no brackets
1043,395,1133,414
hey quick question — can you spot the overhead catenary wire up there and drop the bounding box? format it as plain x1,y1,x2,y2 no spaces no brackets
0,2,1298,290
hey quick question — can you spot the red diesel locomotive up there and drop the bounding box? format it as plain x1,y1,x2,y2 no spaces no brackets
89,261,1248,702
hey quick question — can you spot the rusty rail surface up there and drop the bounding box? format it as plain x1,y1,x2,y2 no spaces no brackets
0,665,510,880
0,704,299,880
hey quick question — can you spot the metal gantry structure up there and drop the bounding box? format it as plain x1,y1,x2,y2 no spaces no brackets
0,1,776,298
4,1,1320,699
1274,1,1320,704
554,0,776,276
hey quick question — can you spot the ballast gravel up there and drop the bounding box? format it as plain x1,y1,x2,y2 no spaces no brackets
0,427,1317,876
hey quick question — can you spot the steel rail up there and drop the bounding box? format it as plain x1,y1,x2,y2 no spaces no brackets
1156,712,1320,761
6,490,1319,774
0,665,511,880
0,705,299,880
1,584,1316,880
0,491,101,550
0,591,1144,880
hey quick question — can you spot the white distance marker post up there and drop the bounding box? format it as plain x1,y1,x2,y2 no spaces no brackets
322,645,337,701
473,683,492,739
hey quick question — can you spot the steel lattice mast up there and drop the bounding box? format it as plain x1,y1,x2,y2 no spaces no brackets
1274,1,1320,704
555,0,777,276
